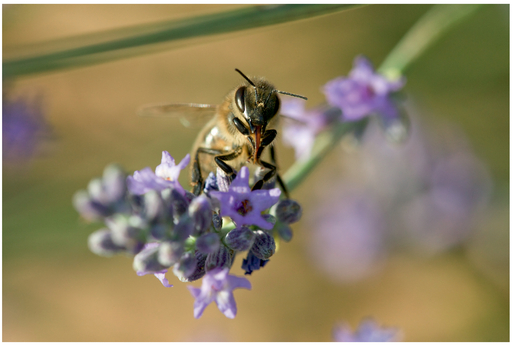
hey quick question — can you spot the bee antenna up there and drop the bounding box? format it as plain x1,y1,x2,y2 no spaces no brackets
235,68,255,87
276,90,308,100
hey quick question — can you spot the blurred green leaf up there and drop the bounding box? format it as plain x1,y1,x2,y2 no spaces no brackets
3,4,362,78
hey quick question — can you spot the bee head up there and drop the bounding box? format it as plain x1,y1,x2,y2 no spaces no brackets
234,69,306,134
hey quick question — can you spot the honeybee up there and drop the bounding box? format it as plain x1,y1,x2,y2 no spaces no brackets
138,69,307,197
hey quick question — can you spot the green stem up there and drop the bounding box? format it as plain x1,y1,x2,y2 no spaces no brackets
378,4,485,77
4,4,361,78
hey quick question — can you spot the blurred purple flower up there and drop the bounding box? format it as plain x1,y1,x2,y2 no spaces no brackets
333,318,401,342
307,185,387,283
281,98,336,160
73,164,129,221
187,268,251,319
3,95,51,163
323,56,405,121
127,151,189,195
210,166,281,230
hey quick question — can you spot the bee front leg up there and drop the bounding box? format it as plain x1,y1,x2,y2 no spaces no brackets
268,145,290,199
192,147,223,196
214,148,243,181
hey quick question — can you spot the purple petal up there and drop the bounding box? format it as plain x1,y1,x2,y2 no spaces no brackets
215,291,237,319
228,166,251,193
226,275,252,290
154,272,173,287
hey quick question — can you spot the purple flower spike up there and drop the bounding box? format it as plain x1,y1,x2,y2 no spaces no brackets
333,318,401,342
127,152,189,195
210,167,281,230
187,268,251,319
323,56,405,122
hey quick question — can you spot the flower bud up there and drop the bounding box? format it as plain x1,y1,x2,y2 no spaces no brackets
203,172,219,194
250,230,276,260
88,229,125,256
205,245,233,272
225,226,255,252
143,190,165,223
133,243,167,274
173,252,197,280
73,190,108,221
216,167,232,192
102,164,127,202
174,250,207,282
242,251,269,275
196,233,220,254
171,214,193,242
158,241,184,266
276,222,293,242
275,199,302,224
106,214,144,253
167,188,189,220
188,195,212,236
212,213,222,231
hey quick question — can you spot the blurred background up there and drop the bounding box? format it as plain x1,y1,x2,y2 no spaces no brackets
3,4,509,341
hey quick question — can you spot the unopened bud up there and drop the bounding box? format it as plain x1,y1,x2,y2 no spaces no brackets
212,213,222,231
158,241,184,266
172,214,193,241
88,229,125,256
196,233,220,254
275,199,302,224
143,190,165,222
174,250,207,282
172,252,197,280
205,245,233,272
225,226,256,252
169,188,189,220
216,167,232,192
133,243,167,274
250,230,276,260
276,222,293,242
188,195,212,236
106,214,144,253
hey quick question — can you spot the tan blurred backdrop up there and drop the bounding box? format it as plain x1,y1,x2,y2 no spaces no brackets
3,4,509,341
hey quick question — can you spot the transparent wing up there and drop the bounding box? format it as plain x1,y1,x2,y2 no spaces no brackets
137,103,218,128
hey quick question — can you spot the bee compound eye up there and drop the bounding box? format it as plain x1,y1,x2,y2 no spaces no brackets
235,86,245,113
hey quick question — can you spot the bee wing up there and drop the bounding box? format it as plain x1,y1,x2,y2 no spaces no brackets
137,103,218,128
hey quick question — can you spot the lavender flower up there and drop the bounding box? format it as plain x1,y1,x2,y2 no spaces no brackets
210,166,281,230
187,268,251,319
3,95,51,163
241,251,269,275
333,318,401,342
323,56,405,122
281,98,338,161
127,151,189,195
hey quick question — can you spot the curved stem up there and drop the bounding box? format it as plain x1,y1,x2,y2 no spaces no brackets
378,4,485,78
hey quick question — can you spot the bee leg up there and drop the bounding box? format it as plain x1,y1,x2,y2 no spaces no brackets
251,160,277,191
251,130,290,199
192,147,223,196
269,145,290,199
214,148,242,180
